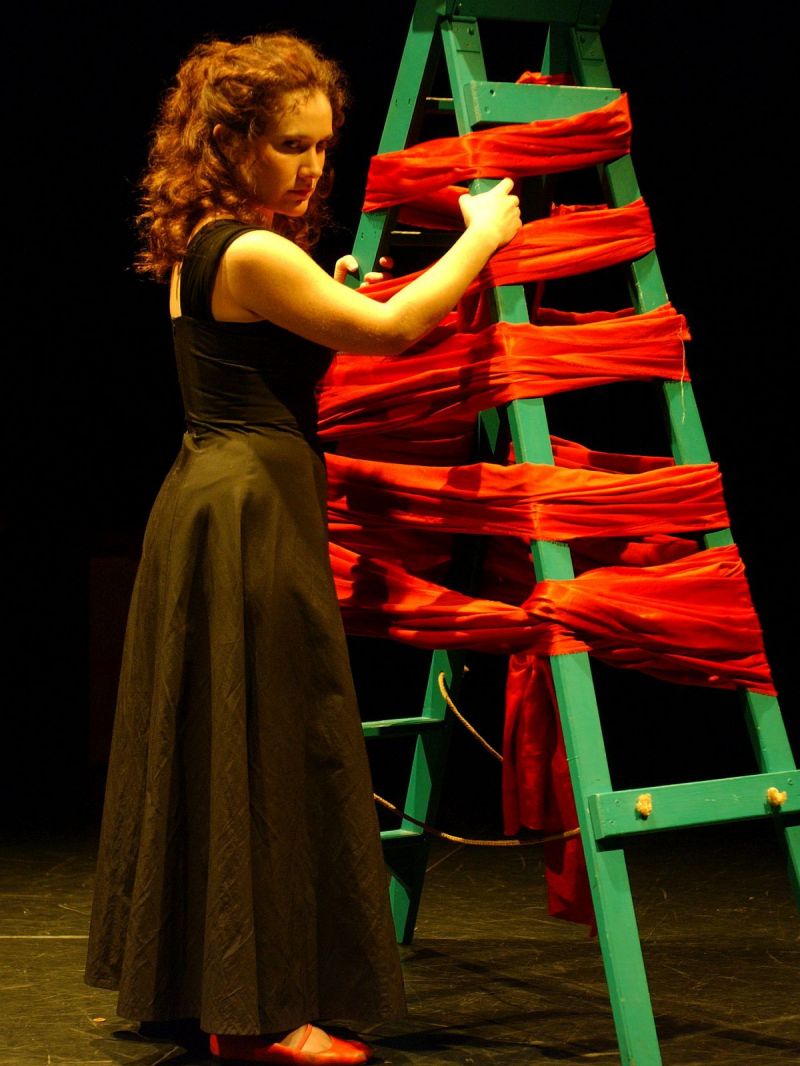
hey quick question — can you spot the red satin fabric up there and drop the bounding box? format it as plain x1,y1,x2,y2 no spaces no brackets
363,94,631,211
479,532,703,607
322,95,773,930
319,303,689,440
359,199,655,302
326,452,728,543
515,72,573,85
396,185,468,231
503,654,593,927
527,546,773,694
330,540,774,695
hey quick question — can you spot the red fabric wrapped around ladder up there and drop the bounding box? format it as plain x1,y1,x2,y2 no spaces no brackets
321,94,773,928
363,94,632,211
319,303,689,439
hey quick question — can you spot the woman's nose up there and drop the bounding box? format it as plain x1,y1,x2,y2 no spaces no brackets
300,148,324,178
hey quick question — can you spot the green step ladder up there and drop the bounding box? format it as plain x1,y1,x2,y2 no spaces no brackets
346,3,799,1063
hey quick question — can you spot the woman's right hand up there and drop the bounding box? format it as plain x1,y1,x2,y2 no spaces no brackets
458,177,521,249
217,179,523,358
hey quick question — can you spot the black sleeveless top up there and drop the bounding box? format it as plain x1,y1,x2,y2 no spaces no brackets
173,220,333,451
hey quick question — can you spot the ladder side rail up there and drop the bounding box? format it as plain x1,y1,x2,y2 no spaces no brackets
566,25,800,905
344,2,478,942
441,15,664,1063
341,8,798,1055
348,0,444,284
384,647,461,944
745,695,799,911
567,28,717,471
397,652,460,836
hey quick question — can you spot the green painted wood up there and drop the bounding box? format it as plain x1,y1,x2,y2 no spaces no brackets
347,0,443,284
786,825,800,905
376,0,442,155
746,692,797,770
384,836,432,943
441,16,663,1063
543,23,572,76
362,716,447,738
380,829,422,843
354,6,798,1060
566,35,800,882
589,772,799,840
447,0,614,26
465,80,619,126
382,647,460,942
351,211,390,289
346,0,465,945
744,693,800,907
547,648,663,1064
564,18,800,1052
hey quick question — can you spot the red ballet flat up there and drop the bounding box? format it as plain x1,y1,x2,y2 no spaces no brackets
209,1025,372,1064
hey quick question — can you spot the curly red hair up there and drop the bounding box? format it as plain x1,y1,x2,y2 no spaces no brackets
136,32,349,279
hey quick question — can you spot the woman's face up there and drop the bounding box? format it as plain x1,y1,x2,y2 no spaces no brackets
245,90,333,217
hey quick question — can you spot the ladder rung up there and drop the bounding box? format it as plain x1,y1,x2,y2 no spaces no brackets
464,80,620,127
380,828,424,844
452,0,613,24
589,771,798,841
362,715,446,738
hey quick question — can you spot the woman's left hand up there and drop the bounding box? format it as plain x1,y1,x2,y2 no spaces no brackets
333,254,394,287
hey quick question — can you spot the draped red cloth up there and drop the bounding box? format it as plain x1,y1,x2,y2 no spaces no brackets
319,303,689,440
515,72,573,85
326,452,728,542
329,437,710,584
503,654,592,926
330,540,773,695
396,185,468,231
321,93,774,930
363,94,631,211
479,532,703,605
359,199,655,302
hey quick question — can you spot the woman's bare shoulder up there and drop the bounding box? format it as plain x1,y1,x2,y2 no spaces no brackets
224,227,307,262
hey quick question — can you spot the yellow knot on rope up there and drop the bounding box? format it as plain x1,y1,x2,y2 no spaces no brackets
766,786,788,808
634,793,653,818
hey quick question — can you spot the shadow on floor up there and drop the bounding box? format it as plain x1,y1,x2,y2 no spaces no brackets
0,821,798,1064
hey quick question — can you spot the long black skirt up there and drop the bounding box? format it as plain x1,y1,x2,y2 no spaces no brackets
84,428,407,1034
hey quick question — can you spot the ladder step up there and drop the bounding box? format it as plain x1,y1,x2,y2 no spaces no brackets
380,828,424,845
451,0,612,20
589,771,798,840
463,80,620,126
362,715,447,738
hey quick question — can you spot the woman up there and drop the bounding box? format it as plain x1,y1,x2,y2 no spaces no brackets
84,31,520,1066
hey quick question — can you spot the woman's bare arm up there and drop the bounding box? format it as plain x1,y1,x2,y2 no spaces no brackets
218,179,521,355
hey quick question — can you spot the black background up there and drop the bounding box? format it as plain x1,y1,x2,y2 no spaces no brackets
5,1,794,836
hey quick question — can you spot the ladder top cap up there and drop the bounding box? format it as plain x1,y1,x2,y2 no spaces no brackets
442,0,614,29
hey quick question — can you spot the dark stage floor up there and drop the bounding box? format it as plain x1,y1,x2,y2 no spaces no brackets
1,821,798,1065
